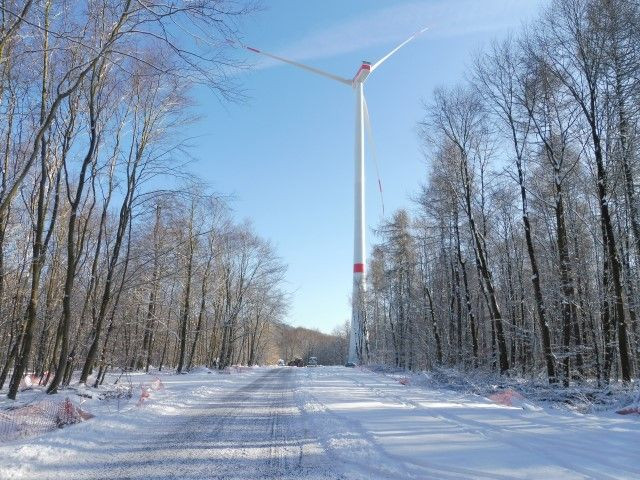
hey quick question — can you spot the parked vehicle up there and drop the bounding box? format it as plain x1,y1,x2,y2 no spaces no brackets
277,359,285,366
344,362,356,368
306,356,318,367
287,358,304,367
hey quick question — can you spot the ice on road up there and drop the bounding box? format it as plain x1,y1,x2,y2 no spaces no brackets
1,367,639,479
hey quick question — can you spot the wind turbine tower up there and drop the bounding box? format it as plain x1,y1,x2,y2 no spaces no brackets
246,28,426,365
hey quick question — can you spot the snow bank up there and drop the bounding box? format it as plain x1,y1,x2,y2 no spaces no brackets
298,366,640,479
0,371,169,444
365,364,640,414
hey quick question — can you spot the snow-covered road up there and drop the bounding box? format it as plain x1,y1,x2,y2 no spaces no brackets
1,367,639,479
2,368,340,480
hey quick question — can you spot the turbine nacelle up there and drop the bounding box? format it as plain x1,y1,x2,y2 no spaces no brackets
352,62,371,86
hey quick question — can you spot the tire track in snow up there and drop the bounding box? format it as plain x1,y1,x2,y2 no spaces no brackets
299,369,515,480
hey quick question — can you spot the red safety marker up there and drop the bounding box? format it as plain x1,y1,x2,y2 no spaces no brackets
353,263,364,273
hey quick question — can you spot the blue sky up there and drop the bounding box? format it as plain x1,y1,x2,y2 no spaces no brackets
190,0,544,333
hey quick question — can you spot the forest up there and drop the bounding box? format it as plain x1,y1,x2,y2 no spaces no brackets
364,0,640,386
0,0,300,401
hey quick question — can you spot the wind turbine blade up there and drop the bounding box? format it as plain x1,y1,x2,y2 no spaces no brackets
245,46,351,85
362,95,385,217
370,27,428,72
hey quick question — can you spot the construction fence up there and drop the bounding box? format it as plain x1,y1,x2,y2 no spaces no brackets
0,374,166,443
0,397,94,442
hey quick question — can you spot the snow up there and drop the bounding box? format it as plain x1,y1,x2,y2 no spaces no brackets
1,366,639,479
300,368,640,479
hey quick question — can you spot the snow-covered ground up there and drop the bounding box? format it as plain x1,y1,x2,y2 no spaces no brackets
1,366,639,479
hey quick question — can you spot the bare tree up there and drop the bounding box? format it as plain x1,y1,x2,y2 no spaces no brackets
474,37,557,382
422,87,510,374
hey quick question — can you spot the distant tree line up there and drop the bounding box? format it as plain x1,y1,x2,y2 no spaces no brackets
0,0,295,401
363,0,640,385
277,324,348,366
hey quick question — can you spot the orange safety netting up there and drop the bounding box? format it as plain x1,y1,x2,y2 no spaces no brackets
19,372,49,390
488,389,525,407
136,377,165,406
220,366,251,375
617,406,640,415
0,397,93,442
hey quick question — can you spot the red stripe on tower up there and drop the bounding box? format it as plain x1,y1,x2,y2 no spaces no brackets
353,263,364,273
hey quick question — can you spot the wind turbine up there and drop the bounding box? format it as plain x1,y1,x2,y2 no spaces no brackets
246,28,427,365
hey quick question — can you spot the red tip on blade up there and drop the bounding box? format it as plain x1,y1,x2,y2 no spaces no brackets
354,263,364,273
246,47,260,53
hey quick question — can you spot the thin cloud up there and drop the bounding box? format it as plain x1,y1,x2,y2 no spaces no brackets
249,0,541,70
